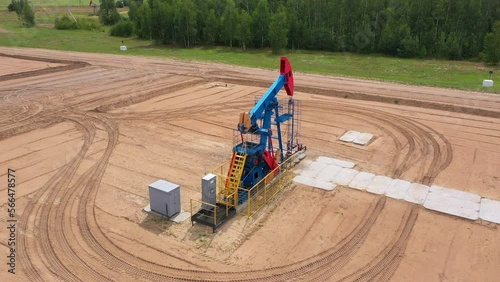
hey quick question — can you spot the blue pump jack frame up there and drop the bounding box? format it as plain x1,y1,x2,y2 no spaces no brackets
237,74,293,164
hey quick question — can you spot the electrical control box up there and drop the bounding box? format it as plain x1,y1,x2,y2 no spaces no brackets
148,180,180,217
201,173,217,210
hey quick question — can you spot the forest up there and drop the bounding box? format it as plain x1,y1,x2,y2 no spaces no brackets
124,0,500,61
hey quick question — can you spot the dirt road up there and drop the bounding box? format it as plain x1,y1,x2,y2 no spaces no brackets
0,47,498,281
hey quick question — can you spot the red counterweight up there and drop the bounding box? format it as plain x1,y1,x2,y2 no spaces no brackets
280,56,294,96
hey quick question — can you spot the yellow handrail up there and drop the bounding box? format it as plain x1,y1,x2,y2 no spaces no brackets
190,198,218,226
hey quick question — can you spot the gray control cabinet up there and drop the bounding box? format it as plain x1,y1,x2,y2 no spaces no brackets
201,173,216,210
148,180,180,217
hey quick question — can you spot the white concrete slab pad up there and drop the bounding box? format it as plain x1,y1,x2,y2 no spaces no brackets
430,185,481,203
316,156,356,168
353,133,374,146
143,205,190,223
404,183,430,204
293,175,336,191
348,172,376,191
315,164,344,182
479,198,500,224
332,168,359,186
299,159,313,167
424,192,480,220
170,211,191,223
339,130,361,142
295,159,312,174
385,179,411,200
366,175,393,195
300,161,328,178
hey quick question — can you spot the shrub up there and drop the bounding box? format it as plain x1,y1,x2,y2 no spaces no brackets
116,0,124,8
8,0,19,12
55,16,103,31
110,19,133,37
12,0,35,27
76,17,103,31
22,4,35,27
55,15,77,30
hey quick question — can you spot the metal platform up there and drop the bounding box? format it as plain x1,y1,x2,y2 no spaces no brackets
190,203,236,233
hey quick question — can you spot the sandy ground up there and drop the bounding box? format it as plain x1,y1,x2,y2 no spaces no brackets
0,57,64,76
0,47,499,281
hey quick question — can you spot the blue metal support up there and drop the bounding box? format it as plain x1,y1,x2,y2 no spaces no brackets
274,103,284,163
249,75,286,127
233,58,298,190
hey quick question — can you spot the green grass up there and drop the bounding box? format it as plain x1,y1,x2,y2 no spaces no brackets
0,0,86,6
0,10,499,93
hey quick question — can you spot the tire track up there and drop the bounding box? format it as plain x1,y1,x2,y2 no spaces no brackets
333,206,419,282
3,53,469,281
17,118,95,281
300,102,452,184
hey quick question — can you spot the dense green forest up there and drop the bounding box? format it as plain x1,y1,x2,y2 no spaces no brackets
125,0,500,61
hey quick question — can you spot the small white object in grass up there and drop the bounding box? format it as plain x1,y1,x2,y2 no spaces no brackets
120,45,127,51
482,79,493,87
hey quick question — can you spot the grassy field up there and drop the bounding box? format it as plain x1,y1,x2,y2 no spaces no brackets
0,0,86,6
0,10,498,93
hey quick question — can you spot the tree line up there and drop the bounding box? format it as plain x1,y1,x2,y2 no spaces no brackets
127,0,500,61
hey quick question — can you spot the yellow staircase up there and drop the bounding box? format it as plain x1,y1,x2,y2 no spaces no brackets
221,153,247,206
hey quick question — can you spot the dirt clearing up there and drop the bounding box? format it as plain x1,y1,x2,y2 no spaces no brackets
0,47,498,281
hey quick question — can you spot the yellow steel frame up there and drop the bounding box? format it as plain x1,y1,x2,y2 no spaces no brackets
210,154,295,218
190,198,230,227
239,156,295,217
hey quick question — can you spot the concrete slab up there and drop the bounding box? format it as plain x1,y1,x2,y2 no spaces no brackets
143,205,190,223
348,172,376,191
479,198,500,224
170,211,191,223
385,179,411,200
293,175,336,191
404,183,430,204
299,159,313,167
295,159,312,175
300,161,328,178
315,164,344,182
424,192,480,220
332,168,360,186
353,133,374,146
316,156,356,168
430,185,481,203
366,175,393,195
339,130,361,142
